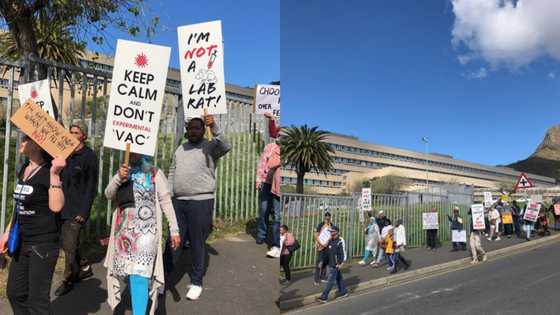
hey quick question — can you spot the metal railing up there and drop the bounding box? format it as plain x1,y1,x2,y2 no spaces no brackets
281,191,473,270
0,56,268,235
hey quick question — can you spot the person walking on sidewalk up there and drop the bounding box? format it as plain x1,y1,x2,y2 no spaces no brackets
391,219,410,273
358,215,379,266
104,154,181,315
521,203,534,241
164,114,231,300
280,225,295,284
448,207,466,251
316,226,348,303
372,219,392,268
488,207,501,241
512,200,522,238
0,135,66,315
255,114,281,258
468,207,487,264
426,207,439,250
55,123,99,297
314,211,334,285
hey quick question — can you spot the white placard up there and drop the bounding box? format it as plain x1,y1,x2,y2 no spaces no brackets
178,20,227,118
452,230,467,243
483,192,493,208
361,188,372,211
530,194,543,204
103,39,171,156
422,212,439,230
18,79,55,118
254,84,280,117
471,204,486,230
523,202,540,222
317,226,331,247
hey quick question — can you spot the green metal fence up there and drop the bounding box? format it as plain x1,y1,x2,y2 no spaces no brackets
281,191,473,270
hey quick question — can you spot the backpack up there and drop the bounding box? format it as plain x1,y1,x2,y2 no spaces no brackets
287,239,301,254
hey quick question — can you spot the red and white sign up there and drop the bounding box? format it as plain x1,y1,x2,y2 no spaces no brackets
361,188,372,211
103,39,171,156
523,202,540,222
18,79,55,118
554,204,560,216
514,173,534,190
471,204,486,230
178,20,227,118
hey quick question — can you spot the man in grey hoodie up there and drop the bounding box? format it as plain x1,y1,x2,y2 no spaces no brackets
164,114,231,300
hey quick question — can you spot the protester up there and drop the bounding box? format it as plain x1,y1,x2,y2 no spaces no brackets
316,226,348,303
511,200,522,238
538,205,551,236
383,225,396,272
488,207,501,241
280,225,295,284
54,123,99,297
426,207,438,250
0,134,66,314
550,202,560,230
358,215,380,266
372,219,392,268
501,203,514,238
447,207,466,251
104,154,181,315
314,211,333,285
255,114,281,258
468,207,487,264
391,219,411,273
376,210,389,231
164,114,231,300
521,203,534,241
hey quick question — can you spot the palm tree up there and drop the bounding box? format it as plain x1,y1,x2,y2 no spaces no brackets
280,125,335,194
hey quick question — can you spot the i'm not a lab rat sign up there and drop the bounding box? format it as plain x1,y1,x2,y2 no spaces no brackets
103,39,171,156
178,20,227,118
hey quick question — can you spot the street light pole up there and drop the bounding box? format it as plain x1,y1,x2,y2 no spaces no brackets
422,137,429,192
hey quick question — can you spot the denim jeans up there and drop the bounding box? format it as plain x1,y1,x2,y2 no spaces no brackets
320,266,347,300
257,183,281,247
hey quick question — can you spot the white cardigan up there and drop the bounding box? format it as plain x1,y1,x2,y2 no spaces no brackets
103,169,179,315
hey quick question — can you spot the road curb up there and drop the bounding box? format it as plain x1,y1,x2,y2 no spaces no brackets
279,233,560,312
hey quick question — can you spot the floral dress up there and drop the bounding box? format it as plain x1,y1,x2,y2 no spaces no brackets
112,172,158,278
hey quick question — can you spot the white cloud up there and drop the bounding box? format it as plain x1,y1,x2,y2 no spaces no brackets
451,0,560,68
466,67,488,79
457,55,471,65
549,71,556,79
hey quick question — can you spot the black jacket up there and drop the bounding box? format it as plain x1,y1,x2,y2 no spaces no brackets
326,237,346,267
61,145,99,220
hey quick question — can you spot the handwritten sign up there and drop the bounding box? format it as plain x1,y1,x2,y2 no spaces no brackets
422,212,439,230
254,84,280,117
103,39,171,156
178,20,227,118
483,192,493,208
554,204,560,216
361,188,372,211
18,79,56,119
317,226,331,247
10,100,79,159
452,230,466,242
523,202,540,222
471,204,486,230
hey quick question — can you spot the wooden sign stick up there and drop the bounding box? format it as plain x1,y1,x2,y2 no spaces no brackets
124,143,131,166
203,108,213,141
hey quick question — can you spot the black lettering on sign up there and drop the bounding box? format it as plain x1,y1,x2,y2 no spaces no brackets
186,95,221,109
188,60,196,73
117,83,157,101
114,104,155,122
188,82,216,95
124,70,155,85
114,130,147,145
259,86,280,96
187,32,211,45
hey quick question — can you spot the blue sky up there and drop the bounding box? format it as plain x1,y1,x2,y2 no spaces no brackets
281,0,560,166
89,0,279,88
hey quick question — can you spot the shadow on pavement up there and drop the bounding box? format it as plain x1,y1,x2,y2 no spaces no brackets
51,278,106,315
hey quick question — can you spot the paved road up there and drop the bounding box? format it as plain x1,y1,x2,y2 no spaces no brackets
289,242,560,315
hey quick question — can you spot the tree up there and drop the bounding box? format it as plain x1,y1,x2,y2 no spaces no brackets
0,0,158,79
370,175,405,194
280,125,334,194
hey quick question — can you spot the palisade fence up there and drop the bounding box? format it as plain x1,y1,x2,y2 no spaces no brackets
281,191,474,270
0,56,269,236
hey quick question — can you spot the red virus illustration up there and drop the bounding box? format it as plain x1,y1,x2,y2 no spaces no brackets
30,89,38,99
134,53,148,68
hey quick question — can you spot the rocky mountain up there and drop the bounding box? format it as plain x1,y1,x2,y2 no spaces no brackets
507,125,560,182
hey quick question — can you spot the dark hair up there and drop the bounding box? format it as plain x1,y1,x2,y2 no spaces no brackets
281,224,289,231
186,117,204,129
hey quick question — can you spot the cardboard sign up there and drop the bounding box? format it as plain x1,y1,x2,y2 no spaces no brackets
178,20,227,117
317,226,331,247
361,188,372,211
554,204,560,216
502,213,513,224
471,204,486,230
254,84,280,117
452,230,466,243
523,202,540,222
422,212,439,230
103,39,171,156
483,192,493,208
18,79,55,118
10,100,79,159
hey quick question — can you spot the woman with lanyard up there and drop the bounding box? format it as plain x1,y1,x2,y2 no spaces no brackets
104,153,180,315
0,134,66,314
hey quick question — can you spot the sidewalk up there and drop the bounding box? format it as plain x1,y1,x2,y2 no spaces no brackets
279,231,558,310
0,233,279,315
